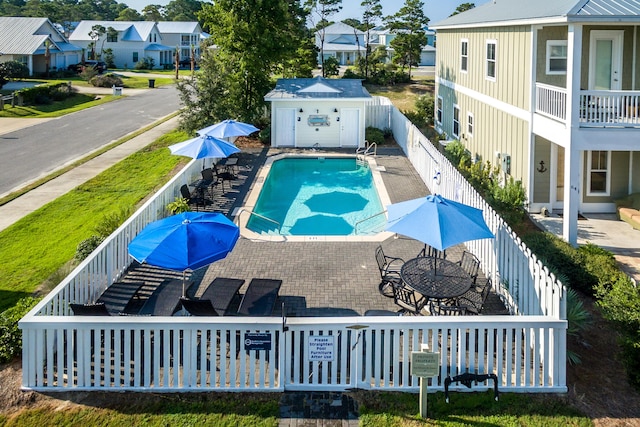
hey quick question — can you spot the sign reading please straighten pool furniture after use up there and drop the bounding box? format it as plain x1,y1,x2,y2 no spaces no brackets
308,335,334,361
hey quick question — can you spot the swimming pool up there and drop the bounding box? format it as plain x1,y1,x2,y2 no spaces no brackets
240,154,393,242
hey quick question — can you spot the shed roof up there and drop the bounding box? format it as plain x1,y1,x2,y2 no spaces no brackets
264,77,371,101
432,0,640,28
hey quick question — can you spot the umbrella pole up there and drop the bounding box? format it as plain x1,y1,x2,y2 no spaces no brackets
182,271,186,297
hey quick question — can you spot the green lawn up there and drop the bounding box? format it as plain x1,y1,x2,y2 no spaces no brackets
0,94,117,118
0,129,189,311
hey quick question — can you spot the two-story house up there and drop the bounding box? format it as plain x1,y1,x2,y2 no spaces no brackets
0,17,82,75
432,0,640,245
69,21,173,69
156,22,205,64
317,22,365,66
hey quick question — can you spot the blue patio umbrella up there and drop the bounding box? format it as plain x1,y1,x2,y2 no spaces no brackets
169,135,240,160
197,119,259,139
128,212,239,296
386,194,494,251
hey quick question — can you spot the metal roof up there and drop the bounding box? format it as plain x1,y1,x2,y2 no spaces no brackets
264,77,371,100
432,0,640,28
69,21,157,42
0,17,53,55
156,22,202,34
145,43,173,51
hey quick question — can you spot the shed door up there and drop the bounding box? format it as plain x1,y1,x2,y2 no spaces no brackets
276,108,296,147
339,108,359,147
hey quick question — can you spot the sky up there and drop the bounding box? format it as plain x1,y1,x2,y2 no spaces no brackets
124,0,490,26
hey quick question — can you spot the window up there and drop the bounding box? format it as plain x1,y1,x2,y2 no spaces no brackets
461,39,468,72
107,33,117,43
486,40,497,80
546,40,567,74
467,112,474,137
182,35,190,45
452,105,460,138
587,150,610,196
436,96,443,125
133,52,139,63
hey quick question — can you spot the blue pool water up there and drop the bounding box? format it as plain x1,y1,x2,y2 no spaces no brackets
247,157,385,236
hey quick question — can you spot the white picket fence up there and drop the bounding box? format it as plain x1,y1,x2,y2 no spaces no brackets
20,98,567,393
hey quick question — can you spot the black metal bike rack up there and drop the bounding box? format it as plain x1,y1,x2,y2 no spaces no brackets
444,372,499,403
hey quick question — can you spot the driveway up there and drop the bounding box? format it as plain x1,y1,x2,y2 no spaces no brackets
0,85,180,196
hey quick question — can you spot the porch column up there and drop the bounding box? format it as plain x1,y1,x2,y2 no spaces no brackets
562,24,583,245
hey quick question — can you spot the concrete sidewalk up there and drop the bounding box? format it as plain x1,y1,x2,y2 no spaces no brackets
0,114,180,232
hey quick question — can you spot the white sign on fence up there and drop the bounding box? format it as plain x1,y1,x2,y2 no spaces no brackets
308,335,334,361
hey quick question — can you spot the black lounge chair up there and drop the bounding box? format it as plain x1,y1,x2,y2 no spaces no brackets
181,298,219,316
237,278,282,316
456,277,492,315
69,302,110,316
96,281,144,315
417,244,446,259
138,279,193,316
457,251,481,284
199,277,245,315
392,285,427,315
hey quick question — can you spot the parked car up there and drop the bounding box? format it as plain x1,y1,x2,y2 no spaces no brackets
179,58,197,68
67,60,107,74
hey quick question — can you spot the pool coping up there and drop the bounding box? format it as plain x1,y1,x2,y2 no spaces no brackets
235,152,395,242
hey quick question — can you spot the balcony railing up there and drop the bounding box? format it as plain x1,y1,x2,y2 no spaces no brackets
535,84,640,128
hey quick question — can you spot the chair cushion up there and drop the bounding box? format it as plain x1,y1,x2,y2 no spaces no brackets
70,303,110,316
181,298,219,316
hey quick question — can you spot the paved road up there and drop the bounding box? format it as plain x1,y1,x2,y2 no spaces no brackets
0,85,180,196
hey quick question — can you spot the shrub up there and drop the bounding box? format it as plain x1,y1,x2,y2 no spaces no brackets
401,109,426,129
167,197,191,215
596,274,640,389
0,60,30,81
365,127,385,145
135,57,155,70
342,68,362,79
415,94,435,126
444,140,471,169
79,66,98,81
75,235,105,261
323,56,339,77
565,287,592,365
578,243,621,290
0,297,40,363
15,82,71,105
258,126,271,144
89,73,123,88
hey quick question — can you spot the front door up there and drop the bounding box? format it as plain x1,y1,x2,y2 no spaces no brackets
339,109,360,147
275,108,295,147
589,30,623,91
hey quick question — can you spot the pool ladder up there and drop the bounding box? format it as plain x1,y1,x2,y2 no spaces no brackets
236,208,281,234
355,140,377,165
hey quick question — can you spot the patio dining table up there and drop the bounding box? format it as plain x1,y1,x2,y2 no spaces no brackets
400,256,473,302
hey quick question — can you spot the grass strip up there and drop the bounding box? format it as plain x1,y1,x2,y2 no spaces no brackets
0,128,189,311
0,94,117,118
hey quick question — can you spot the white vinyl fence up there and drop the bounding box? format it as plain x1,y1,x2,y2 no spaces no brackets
20,99,567,393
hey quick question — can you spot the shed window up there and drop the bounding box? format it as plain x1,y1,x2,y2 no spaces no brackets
467,112,473,137
546,40,567,75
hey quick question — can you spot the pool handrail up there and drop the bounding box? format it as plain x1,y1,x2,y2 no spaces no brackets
236,208,282,233
354,209,387,235
356,140,377,157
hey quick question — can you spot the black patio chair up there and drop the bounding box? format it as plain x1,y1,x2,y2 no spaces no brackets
417,244,446,259
201,167,223,197
392,285,427,315
180,184,201,210
375,245,405,298
213,163,234,192
457,251,481,284
429,300,468,316
456,277,492,315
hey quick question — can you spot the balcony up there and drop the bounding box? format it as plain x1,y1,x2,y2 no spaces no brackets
535,83,640,128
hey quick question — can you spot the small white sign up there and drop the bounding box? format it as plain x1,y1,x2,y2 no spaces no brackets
308,335,334,361
411,351,440,377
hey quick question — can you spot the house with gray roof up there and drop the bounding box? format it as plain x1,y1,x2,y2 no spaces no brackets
0,17,82,75
69,21,173,69
432,0,640,245
264,77,371,148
